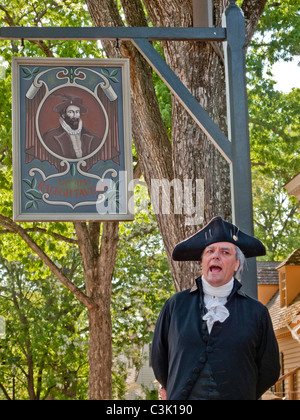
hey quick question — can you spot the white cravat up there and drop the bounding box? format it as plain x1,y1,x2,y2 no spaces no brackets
202,276,234,334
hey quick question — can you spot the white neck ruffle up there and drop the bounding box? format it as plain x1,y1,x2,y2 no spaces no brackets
60,117,82,135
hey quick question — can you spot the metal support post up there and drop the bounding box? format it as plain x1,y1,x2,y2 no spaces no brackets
223,2,257,298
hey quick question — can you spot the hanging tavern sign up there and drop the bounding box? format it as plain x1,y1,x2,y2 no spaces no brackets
12,57,133,221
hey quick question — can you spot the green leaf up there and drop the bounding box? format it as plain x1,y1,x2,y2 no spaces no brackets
24,191,35,200
110,69,118,77
25,201,33,210
21,67,31,76
31,178,37,189
32,67,39,76
23,74,34,80
25,189,43,199
23,179,32,187
109,77,119,83
71,163,76,176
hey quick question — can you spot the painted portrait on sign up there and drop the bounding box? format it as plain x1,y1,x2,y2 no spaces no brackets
13,58,133,221
40,89,106,162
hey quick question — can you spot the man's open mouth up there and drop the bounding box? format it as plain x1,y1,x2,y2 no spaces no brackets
209,265,222,273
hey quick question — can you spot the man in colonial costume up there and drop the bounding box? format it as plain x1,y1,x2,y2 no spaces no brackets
151,216,280,400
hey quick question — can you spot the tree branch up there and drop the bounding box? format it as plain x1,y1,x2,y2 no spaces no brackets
133,160,142,180
249,119,288,140
280,205,299,233
33,1,59,25
88,222,101,257
0,226,77,244
29,40,55,58
0,5,15,26
73,222,96,273
0,382,11,400
0,214,96,310
242,0,269,46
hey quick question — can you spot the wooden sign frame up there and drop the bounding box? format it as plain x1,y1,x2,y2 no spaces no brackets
12,57,133,221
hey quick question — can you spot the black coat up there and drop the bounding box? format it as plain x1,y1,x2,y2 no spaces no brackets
151,277,280,400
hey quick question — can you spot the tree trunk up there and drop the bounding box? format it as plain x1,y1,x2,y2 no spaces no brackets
75,221,119,399
12,287,37,400
86,0,233,291
144,0,233,289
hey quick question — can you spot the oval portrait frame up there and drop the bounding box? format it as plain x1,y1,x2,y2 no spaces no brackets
36,84,109,163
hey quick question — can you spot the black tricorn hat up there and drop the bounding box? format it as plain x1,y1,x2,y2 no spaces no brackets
172,216,266,261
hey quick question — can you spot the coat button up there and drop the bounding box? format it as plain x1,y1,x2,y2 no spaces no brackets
206,346,213,353
199,357,206,363
193,367,200,374
181,389,188,397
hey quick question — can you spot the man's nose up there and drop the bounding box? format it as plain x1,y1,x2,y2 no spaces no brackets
211,250,221,259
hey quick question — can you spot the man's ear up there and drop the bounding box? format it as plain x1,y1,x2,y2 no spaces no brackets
234,259,240,274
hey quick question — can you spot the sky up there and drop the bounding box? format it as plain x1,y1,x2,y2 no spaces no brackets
272,56,300,93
